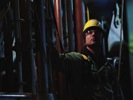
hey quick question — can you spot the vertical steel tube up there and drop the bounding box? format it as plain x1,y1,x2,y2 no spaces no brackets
3,3,14,91
54,0,62,52
74,0,84,51
34,0,54,99
67,0,75,51
101,19,106,57
54,1,67,100
27,0,37,96
38,0,49,93
15,0,23,93
19,0,35,93
62,0,68,51
14,0,23,93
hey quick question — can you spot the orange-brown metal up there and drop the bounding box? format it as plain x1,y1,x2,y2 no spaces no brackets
74,0,84,51
54,1,64,100
54,0,62,52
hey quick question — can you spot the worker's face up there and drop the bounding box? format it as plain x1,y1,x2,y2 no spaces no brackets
85,30,102,46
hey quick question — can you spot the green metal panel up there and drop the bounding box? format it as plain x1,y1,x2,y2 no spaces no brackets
126,0,133,96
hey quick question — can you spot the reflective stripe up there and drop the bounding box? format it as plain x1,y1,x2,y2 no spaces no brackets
81,54,91,62
81,54,88,60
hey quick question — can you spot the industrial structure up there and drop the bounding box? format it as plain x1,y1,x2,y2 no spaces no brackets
0,0,132,100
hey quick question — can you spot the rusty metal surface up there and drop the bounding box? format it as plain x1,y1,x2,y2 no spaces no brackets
74,0,84,51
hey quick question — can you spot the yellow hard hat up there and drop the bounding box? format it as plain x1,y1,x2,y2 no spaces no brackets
83,19,104,33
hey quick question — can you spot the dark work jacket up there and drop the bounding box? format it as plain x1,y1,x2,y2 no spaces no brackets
52,46,117,100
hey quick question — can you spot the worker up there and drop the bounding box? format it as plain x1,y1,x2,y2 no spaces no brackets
50,19,121,100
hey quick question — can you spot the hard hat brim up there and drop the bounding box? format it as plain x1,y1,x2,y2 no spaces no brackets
83,26,104,34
